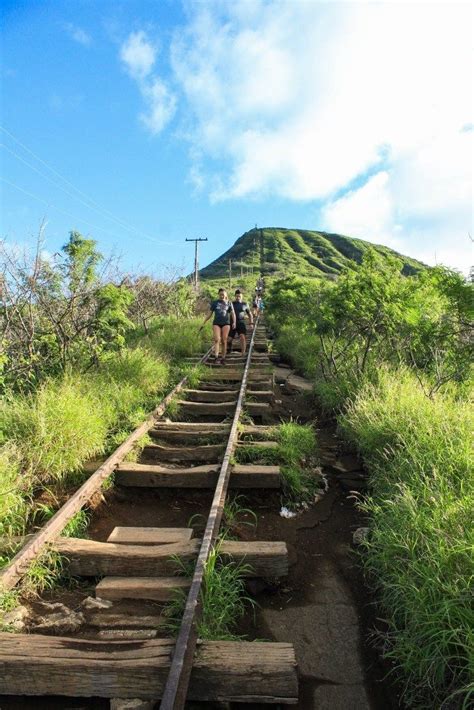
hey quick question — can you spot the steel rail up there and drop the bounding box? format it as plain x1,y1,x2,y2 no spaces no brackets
0,348,212,592
160,316,260,710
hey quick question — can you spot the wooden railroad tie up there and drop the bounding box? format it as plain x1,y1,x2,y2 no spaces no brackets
115,462,281,488
55,537,289,578
0,634,298,703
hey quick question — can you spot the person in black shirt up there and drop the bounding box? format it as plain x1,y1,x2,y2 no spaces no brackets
200,288,236,364
228,289,253,356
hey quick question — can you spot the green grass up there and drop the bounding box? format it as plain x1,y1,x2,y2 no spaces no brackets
141,316,211,360
235,444,280,465
0,322,208,599
236,422,322,509
164,543,256,640
62,510,90,538
0,588,20,615
163,396,182,420
277,422,322,508
188,495,257,540
0,375,110,483
222,495,257,538
22,548,64,598
340,367,474,708
0,444,30,543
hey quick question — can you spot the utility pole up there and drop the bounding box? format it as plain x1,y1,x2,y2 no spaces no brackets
228,258,232,290
185,237,208,291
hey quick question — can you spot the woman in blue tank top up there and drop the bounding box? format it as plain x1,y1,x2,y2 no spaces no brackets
200,288,236,364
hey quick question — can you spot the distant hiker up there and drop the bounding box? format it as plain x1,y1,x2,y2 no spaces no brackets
228,289,253,356
200,288,236,364
252,292,261,318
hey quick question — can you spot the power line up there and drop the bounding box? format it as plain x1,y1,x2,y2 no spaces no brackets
0,124,174,246
1,176,128,239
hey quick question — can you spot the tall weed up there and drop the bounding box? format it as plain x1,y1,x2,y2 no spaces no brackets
341,367,474,708
0,445,30,542
142,316,210,360
0,376,110,482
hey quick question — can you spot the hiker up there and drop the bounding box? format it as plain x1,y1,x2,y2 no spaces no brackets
228,289,253,356
200,288,236,364
252,291,261,318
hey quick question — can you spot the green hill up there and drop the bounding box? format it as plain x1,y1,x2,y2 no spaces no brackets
200,227,425,281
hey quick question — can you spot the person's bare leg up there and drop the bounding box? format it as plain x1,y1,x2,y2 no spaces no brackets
240,333,246,356
213,325,221,359
221,325,230,359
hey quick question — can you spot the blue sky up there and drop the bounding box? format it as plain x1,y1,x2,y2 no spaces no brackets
1,0,472,275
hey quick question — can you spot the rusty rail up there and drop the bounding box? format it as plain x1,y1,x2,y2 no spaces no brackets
160,316,260,710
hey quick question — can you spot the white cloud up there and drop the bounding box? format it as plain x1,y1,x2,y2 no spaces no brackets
321,172,396,246
64,23,92,47
321,168,473,274
140,78,177,134
166,0,472,271
120,31,176,134
120,30,157,80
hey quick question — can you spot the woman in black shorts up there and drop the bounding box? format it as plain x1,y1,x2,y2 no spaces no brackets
200,288,236,364
228,289,253,356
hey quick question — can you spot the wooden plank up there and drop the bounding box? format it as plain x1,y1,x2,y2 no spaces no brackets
153,422,230,430
247,379,273,388
183,389,240,403
237,440,278,449
142,443,225,462
58,539,200,577
115,463,219,488
245,390,274,402
194,382,240,391
96,576,190,601
202,371,269,382
149,429,228,443
246,402,272,415
115,463,280,489
107,528,193,545
0,348,212,593
56,538,288,578
231,464,281,488
0,634,298,703
241,425,277,439
176,400,237,415
87,612,166,629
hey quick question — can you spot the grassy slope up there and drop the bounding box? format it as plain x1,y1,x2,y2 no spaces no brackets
200,227,425,281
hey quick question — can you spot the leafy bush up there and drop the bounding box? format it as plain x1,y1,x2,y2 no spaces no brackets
267,254,473,706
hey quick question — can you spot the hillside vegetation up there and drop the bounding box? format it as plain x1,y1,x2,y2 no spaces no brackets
200,227,425,281
266,252,473,709
0,232,210,593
